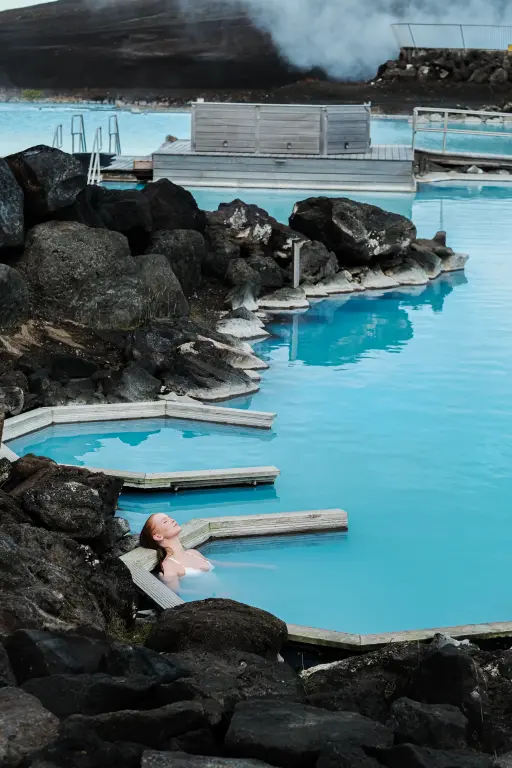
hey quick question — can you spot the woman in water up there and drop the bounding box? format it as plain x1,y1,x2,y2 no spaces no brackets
139,512,275,593
140,513,213,591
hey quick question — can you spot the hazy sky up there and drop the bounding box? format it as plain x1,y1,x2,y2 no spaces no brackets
0,0,55,9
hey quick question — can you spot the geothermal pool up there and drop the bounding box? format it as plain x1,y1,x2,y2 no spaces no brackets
9,182,512,636
1,101,511,156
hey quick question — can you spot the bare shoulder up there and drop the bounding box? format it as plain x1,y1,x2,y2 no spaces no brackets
188,549,208,560
162,558,185,576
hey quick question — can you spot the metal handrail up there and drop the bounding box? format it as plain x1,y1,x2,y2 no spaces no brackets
392,23,512,51
71,114,87,153
412,107,512,154
52,124,63,149
87,127,103,186
108,115,121,155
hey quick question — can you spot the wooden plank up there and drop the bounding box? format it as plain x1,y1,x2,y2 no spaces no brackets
153,167,413,182
141,466,279,490
179,518,212,549
127,565,184,609
153,159,413,176
164,401,276,429
0,443,19,461
81,466,279,490
207,509,348,538
2,408,54,440
154,154,411,173
287,624,361,649
361,621,512,648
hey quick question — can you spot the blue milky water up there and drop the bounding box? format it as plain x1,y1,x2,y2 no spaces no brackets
9,182,512,635
1,102,511,157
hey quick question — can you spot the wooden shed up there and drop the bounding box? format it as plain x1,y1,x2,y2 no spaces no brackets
191,102,371,155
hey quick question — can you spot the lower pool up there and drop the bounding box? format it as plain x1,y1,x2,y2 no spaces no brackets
8,182,512,635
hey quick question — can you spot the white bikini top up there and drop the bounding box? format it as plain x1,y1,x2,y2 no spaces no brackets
167,551,214,577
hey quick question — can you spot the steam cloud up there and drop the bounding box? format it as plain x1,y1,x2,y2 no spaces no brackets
226,0,512,80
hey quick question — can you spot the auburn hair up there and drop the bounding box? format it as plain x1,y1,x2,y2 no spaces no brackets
139,514,172,574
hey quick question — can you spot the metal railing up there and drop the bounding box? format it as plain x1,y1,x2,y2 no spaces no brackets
108,115,121,155
412,107,512,154
71,114,87,153
52,124,63,149
392,23,512,51
87,127,103,185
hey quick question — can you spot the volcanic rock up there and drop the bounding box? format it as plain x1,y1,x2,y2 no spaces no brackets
60,185,153,253
61,700,223,750
18,221,188,330
146,229,206,296
146,598,288,659
6,145,86,222
388,697,469,749
5,627,181,684
225,698,393,767
0,384,24,416
22,672,158,717
158,648,304,714
374,743,498,767
143,179,206,233
0,264,30,329
289,197,416,266
142,752,274,768
0,159,24,250
0,686,59,767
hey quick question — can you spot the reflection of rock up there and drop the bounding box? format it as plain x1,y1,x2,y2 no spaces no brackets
267,275,462,368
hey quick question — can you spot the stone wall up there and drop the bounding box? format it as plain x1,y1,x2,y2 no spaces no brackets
377,48,512,88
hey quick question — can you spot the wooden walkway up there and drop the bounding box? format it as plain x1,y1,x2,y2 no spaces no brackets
79,465,279,490
157,140,413,162
152,140,415,192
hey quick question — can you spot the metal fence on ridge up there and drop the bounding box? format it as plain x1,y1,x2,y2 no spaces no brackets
392,23,512,51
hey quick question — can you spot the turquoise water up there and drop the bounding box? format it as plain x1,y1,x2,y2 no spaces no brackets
1,102,511,157
0,103,190,156
9,183,512,635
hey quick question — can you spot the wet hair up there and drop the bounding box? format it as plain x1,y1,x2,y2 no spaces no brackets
139,514,172,574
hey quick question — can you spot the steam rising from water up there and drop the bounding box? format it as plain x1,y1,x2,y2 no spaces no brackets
224,0,512,80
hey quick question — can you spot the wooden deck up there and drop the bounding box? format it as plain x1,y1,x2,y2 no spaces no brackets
152,140,415,192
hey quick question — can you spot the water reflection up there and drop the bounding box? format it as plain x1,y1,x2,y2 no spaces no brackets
118,483,279,530
9,416,276,466
260,272,468,368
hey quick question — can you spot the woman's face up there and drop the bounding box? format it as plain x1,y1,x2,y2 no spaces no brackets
150,513,181,541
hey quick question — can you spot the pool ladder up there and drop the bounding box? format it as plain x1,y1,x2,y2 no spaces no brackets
51,114,122,157
87,127,102,186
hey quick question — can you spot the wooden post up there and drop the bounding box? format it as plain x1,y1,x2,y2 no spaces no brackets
292,240,303,289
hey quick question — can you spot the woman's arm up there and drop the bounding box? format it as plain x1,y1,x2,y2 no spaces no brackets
208,559,277,570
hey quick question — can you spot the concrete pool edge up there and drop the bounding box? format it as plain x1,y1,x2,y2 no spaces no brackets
1,400,276,441
1,400,279,490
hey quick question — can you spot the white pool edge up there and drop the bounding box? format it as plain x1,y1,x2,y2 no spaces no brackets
1,401,279,490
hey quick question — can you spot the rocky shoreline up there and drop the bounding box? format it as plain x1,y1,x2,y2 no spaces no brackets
0,143,469,415
2,144,512,768
0,449,512,767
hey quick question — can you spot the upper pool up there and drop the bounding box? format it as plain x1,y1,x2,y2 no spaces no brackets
9,183,512,635
1,102,511,157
